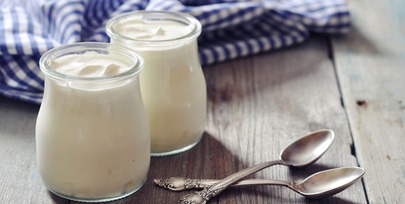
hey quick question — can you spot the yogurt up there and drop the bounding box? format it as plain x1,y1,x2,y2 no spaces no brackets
107,11,207,156
48,51,131,77
112,16,193,41
36,43,150,202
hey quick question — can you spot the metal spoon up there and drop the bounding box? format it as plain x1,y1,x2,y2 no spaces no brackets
177,129,335,204
174,167,364,202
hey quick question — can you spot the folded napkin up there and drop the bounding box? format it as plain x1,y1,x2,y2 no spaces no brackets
0,0,350,104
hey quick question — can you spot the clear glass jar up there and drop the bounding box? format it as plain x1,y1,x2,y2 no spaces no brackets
36,42,150,202
106,11,206,156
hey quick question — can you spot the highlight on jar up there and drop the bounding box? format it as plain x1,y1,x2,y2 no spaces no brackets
106,11,207,156
36,42,150,202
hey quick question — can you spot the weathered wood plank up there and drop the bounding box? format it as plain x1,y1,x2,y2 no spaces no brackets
331,0,405,203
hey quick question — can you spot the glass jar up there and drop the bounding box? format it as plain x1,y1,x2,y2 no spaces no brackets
106,11,206,156
36,42,150,202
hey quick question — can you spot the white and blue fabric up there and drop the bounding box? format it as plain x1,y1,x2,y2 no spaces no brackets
0,0,350,104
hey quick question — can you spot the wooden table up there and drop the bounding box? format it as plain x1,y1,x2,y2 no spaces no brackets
1,1,404,203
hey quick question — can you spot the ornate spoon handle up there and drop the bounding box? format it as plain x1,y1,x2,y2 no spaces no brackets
154,178,218,191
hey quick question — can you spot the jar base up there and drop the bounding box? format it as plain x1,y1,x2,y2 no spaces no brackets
47,178,146,203
151,133,203,157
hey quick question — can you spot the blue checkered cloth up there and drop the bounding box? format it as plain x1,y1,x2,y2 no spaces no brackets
0,0,350,104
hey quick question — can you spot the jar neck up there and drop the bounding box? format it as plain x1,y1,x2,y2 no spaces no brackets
112,37,198,53
43,74,140,91
41,76,142,112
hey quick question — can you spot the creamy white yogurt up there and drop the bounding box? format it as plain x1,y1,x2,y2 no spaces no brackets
36,45,150,201
49,51,131,77
113,16,193,41
107,11,206,156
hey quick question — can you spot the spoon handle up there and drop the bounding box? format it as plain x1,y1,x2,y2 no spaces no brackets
154,177,290,191
208,160,282,192
179,160,282,203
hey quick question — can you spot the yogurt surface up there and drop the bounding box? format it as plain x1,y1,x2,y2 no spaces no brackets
113,16,193,41
50,51,131,77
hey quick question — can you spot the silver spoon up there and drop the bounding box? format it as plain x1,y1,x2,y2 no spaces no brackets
159,167,364,199
177,129,335,204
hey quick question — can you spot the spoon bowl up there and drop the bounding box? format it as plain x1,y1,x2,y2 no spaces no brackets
281,129,334,167
295,167,365,198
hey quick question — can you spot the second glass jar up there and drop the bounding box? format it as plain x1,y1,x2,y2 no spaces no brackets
106,11,206,156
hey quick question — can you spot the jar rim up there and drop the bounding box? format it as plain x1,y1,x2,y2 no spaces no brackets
39,42,144,82
106,10,202,44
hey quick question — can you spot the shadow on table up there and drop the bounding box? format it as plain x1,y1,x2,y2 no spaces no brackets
130,131,242,203
148,131,241,177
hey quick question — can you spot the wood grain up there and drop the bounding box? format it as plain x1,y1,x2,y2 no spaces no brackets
331,0,405,203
